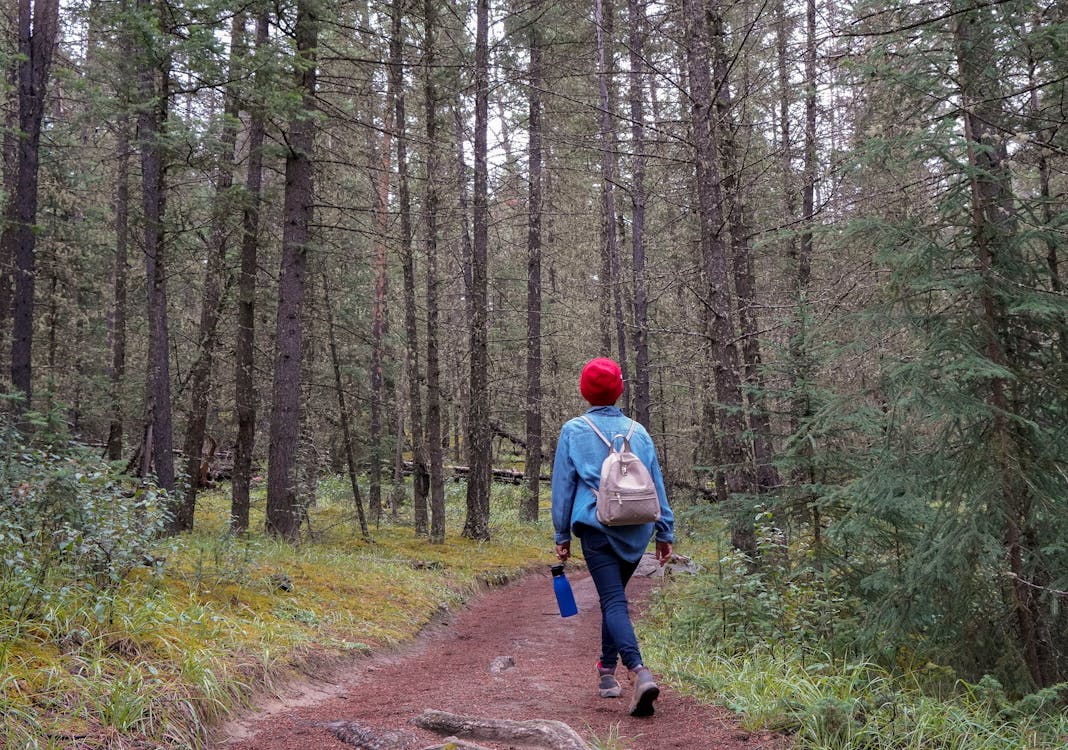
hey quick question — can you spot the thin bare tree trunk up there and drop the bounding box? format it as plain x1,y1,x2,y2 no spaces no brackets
627,0,651,427
368,24,399,526
105,111,131,460
390,0,428,534
177,11,245,532
595,0,620,361
463,0,491,542
266,0,318,541
324,278,370,540
602,0,629,394
424,0,446,544
523,2,544,523
231,7,270,534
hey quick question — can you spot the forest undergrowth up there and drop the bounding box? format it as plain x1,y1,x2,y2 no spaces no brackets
640,507,1068,750
1,420,1066,749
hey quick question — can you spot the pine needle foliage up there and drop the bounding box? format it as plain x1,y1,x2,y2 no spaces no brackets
758,0,1068,694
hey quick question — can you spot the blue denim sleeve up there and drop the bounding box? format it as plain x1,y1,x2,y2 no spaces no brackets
649,451,674,543
551,426,577,545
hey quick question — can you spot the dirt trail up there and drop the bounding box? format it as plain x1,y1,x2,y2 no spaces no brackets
210,568,787,750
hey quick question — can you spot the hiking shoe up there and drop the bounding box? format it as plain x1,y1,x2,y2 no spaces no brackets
598,661,622,698
628,666,659,717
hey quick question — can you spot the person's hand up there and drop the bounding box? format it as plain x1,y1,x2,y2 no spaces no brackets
655,541,673,566
556,541,571,562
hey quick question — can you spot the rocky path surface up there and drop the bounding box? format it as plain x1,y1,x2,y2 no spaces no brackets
209,567,788,750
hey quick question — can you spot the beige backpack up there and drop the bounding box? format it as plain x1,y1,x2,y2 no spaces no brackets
581,417,661,527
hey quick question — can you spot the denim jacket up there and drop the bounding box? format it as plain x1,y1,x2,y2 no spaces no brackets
551,405,674,563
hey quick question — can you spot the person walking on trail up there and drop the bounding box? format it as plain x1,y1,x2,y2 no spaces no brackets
551,357,675,717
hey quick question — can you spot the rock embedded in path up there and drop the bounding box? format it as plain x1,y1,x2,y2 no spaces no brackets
487,655,515,673
324,720,418,749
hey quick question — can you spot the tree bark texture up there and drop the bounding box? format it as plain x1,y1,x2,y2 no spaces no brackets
136,0,175,494
463,0,491,542
390,0,429,535
709,5,779,493
627,0,651,428
266,0,318,541
523,5,544,523
595,0,623,367
0,61,15,354
368,24,399,526
106,113,131,461
682,0,756,555
231,8,270,534
5,0,61,412
424,0,446,544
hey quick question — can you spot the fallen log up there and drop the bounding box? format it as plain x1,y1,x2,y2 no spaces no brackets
413,709,592,750
402,461,549,485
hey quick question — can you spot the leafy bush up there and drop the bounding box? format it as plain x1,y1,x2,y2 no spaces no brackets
0,415,169,621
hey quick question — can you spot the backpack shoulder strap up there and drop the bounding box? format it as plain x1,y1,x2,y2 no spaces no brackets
579,415,613,448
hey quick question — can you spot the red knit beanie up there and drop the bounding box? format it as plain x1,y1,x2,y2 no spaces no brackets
580,357,624,406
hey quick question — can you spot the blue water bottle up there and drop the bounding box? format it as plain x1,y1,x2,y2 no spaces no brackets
551,563,578,618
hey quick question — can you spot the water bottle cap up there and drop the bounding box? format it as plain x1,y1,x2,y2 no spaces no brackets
550,563,565,577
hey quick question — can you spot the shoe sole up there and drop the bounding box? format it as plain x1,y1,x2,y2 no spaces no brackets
629,684,659,716
599,686,622,698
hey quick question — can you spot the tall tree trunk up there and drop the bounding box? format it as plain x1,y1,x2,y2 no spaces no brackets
266,0,318,541
1,51,18,367
368,23,399,526
390,0,429,534
798,0,820,530
522,3,544,523
604,0,629,401
954,0,1055,688
800,0,815,296
106,112,131,460
776,0,813,490
454,104,473,297
682,0,756,556
231,7,270,534
135,0,175,494
5,0,61,414
594,0,622,366
627,0,651,427
463,0,491,542
709,5,779,493
424,0,446,544
1027,31,1066,361
176,11,245,532
452,101,473,477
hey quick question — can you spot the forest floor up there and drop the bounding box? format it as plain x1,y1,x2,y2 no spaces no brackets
208,565,790,750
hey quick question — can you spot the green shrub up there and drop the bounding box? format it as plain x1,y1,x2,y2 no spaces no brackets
0,415,169,622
